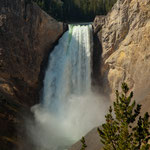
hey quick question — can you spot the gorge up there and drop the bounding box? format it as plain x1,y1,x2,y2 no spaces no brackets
29,24,108,150
0,0,150,150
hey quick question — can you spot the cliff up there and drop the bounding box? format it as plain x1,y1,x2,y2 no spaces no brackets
93,0,150,108
0,0,66,149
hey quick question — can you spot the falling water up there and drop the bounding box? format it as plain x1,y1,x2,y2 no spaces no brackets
43,24,92,111
30,24,108,150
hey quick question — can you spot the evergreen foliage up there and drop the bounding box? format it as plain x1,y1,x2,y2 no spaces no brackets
33,0,117,22
80,137,87,150
98,83,150,150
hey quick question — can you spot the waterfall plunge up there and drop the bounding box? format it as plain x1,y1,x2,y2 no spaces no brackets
30,25,109,150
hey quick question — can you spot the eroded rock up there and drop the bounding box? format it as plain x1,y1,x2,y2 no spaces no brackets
94,0,150,104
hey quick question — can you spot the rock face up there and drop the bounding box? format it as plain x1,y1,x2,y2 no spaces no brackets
70,0,150,149
93,0,150,107
0,0,66,149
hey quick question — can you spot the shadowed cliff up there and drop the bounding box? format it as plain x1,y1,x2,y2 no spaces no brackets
0,0,66,149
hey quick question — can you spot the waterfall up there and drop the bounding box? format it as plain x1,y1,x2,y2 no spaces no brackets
30,24,108,150
43,24,92,111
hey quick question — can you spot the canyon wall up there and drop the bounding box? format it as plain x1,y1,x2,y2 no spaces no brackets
71,0,150,149
0,0,66,149
93,0,150,112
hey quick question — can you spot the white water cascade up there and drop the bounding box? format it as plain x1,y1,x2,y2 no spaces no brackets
43,24,92,111
30,24,108,150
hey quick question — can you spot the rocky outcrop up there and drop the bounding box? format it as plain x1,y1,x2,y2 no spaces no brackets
93,0,150,108
0,0,66,149
93,15,105,34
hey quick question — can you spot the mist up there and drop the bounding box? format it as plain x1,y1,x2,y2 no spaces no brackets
28,93,109,150
26,25,109,150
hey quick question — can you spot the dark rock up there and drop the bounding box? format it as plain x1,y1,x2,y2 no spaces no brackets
0,0,67,149
93,15,105,34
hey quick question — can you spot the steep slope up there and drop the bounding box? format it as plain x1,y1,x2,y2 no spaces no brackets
93,0,150,107
0,0,66,149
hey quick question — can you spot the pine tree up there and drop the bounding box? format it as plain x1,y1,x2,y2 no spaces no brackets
80,137,87,150
98,83,150,150
33,0,117,22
